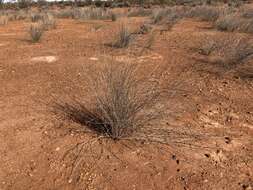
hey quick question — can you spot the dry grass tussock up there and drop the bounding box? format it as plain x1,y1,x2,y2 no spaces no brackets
0,15,8,25
41,13,56,30
108,24,133,48
215,13,253,33
54,60,166,140
187,5,222,22
197,35,253,69
29,23,44,42
128,8,152,17
72,7,114,20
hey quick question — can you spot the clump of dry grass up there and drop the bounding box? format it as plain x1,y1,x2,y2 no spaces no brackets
30,12,43,22
54,61,164,140
151,7,187,28
128,8,152,17
151,8,169,24
54,9,75,19
41,13,56,30
0,15,8,26
111,12,117,21
241,8,253,19
109,24,132,48
73,7,112,20
144,32,156,49
29,23,44,43
215,13,253,33
198,35,253,69
187,5,221,22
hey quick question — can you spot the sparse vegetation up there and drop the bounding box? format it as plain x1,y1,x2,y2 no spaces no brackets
0,15,8,25
73,7,113,20
128,8,152,17
198,35,253,69
151,8,169,24
41,13,56,30
187,5,221,22
110,24,132,48
215,14,253,33
111,12,117,21
55,61,163,140
30,12,43,22
29,23,44,43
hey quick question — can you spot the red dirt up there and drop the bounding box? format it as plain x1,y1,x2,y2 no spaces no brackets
0,14,252,190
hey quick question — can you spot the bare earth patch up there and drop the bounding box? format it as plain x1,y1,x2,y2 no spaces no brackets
31,56,58,63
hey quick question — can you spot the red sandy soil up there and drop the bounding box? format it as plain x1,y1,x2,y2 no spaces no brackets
0,13,252,190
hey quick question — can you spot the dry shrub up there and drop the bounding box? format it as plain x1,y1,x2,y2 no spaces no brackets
241,7,253,19
41,13,56,30
111,12,117,21
187,5,221,22
54,9,75,19
144,31,156,49
215,14,253,33
29,23,44,43
0,15,8,25
73,7,112,20
151,8,169,24
54,61,164,140
198,35,253,69
128,8,152,17
109,24,132,48
151,7,187,26
30,12,43,22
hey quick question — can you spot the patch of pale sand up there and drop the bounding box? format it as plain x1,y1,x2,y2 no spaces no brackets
31,56,58,63
89,57,99,61
0,33,16,36
0,43,7,47
242,123,253,130
114,52,163,63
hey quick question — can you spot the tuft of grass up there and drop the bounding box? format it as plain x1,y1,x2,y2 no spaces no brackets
29,23,44,43
111,12,117,21
215,14,253,33
54,61,164,140
110,24,132,48
128,8,152,17
41,13,56,30
73,7,112,20
187,5,221,22
30,12,43,22
151,8,169,24
144,32,156,49
241,7,253,19
0,15,8,26
198,35,253,69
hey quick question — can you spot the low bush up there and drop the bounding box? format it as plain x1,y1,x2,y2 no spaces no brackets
29,23,44,43
41,13,56,30
198,35,253,69
187,5,221,22
215,14,253,33
128,8,152,17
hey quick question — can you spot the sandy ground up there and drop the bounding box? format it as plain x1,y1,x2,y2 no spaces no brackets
0,13,252,190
